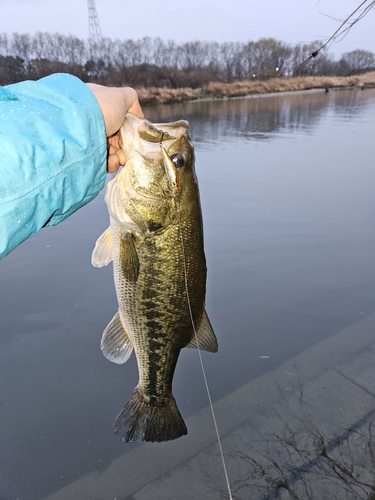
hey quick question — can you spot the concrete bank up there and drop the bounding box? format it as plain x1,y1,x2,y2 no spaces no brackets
45,312,375,500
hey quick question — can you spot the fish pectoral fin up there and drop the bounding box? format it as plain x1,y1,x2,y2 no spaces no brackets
186,308,218,353
91,227,113,267
120,232,139,282
101,311,134,364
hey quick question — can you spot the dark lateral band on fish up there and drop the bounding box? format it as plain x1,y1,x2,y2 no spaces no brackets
92,113,217,443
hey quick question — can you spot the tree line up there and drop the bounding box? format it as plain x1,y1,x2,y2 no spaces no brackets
1,32,374,87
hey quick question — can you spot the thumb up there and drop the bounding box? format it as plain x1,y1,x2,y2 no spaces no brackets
126,89,144,120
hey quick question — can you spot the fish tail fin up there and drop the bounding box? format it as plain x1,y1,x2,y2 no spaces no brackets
113,387,187,443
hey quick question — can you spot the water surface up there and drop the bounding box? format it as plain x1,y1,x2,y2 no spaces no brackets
1,88,375,499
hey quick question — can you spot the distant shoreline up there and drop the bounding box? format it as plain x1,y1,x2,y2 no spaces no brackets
136,71,375,106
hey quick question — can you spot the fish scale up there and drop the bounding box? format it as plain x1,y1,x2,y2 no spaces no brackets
115,217,199,401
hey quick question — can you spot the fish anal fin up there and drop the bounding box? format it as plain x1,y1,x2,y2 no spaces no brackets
114,386,188,443
120,232,139,282
101,311,133,364
91,227,113,267
186,308,218,353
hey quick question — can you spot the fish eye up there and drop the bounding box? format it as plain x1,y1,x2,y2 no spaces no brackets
171,153,184,169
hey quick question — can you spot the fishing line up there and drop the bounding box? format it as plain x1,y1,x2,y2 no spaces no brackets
176,199,233,500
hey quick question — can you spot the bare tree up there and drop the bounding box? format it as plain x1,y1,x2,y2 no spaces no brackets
1,26,374,87
291,42,333,76
0,55,25,84
219,42,245,82
340,49,375,74
248,38,292,77
62,35,86,69
10,33,31,67
0,33,9,57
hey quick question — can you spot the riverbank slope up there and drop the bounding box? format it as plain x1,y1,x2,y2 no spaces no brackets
136,71,375,105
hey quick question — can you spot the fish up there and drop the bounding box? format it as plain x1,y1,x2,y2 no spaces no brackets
92,113,218,443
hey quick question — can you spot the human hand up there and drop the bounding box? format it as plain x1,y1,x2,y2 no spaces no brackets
86,83,144,173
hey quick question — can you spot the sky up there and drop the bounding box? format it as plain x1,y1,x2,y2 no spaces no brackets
0,0,374,58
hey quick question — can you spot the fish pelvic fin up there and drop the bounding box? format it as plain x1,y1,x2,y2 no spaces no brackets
186,308,218,353
114,387,188,443
91,227,113,267
101,311,133,364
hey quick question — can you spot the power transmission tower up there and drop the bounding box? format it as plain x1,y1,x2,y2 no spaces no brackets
87,0,102,56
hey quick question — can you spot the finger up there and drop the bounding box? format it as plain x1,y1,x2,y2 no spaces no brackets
115,148,126,165
87,84,143,137
108,132,122,150
128,98,144,120
121,87,144,120
107,154,121,173
108,143,120,156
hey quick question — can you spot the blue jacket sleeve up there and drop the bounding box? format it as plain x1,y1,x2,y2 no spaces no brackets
0,73,107,260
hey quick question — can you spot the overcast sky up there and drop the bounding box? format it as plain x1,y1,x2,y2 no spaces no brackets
0,0,373,58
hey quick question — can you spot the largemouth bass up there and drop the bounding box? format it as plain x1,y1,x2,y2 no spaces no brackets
92,113,217,443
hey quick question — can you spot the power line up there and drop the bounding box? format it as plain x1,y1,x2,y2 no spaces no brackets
294,0,375,72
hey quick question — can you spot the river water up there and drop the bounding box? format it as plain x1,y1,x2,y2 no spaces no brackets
1,88,375,499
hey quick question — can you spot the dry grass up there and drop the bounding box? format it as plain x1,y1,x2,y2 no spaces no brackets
136,71,375,105
136,86,202,105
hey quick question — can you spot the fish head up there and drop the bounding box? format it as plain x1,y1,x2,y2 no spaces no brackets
162,131,197,199
105,114,195,233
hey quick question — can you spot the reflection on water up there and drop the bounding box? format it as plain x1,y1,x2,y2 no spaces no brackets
147,89,373,144
1,88,375,499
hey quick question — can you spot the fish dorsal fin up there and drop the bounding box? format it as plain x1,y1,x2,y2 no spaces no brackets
101,311,134,364
120,232,139,282
186,309,218,353
91,227,113,267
